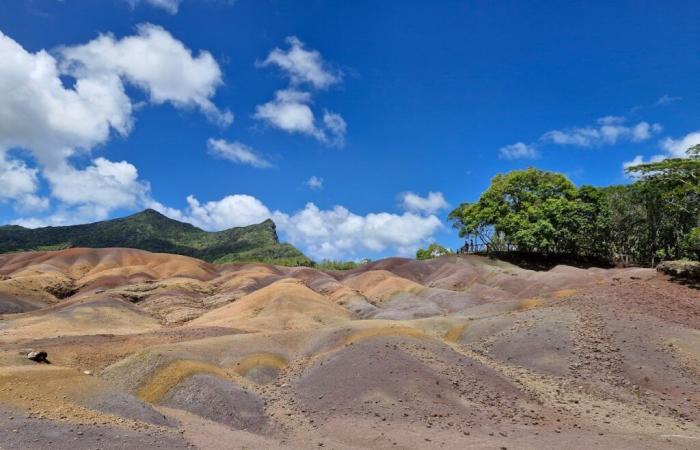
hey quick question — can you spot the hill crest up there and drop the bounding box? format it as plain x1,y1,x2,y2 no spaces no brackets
0,209,309,266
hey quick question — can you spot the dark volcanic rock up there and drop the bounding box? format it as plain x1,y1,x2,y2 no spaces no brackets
27,351,48,363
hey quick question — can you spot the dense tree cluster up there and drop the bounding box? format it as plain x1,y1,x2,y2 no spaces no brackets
449,146,700,266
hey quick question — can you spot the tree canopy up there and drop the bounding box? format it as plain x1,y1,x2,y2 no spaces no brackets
449,148,700,266
449,168,605,256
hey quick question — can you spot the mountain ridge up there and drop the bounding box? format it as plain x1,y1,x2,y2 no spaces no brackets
0,209,310,266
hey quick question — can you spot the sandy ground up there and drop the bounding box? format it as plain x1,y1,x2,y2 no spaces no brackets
0,248,698,449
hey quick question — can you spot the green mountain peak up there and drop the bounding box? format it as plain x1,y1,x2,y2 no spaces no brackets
0,210,310,266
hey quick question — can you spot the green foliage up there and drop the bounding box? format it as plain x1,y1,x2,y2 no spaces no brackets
310,258,374,270
449,168,603,255
618,145,700,265
450,147,700,266
416,243,452,260
314,260,360,270
0,209,312,266
680,227,700,260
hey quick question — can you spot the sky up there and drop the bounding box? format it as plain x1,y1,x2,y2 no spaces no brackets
1,0,700,260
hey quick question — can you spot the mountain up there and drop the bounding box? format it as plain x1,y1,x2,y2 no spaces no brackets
0,209,311,265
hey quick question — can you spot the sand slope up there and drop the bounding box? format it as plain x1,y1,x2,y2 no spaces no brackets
0,248,698,449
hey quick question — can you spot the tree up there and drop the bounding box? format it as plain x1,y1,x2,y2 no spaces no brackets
449,151,700,267
624,145,700,264
449,168,591,255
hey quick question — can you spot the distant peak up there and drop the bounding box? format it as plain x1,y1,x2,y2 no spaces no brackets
138,208,164,216
129,208,168,219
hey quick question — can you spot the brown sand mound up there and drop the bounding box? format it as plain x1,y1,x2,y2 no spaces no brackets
191,279,350,331
0,296,161,342
342,270,425,304
0,247,218,282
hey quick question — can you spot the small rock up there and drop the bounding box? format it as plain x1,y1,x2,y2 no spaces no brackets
27,351,48,363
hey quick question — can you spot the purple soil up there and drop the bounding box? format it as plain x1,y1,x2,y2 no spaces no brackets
0,406,189,450
296,336,538,433
160,374,268,432
0,295,45,314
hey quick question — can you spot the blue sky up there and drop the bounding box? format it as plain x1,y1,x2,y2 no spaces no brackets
1,0,699,260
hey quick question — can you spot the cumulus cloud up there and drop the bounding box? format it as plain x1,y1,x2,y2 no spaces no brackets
175,195,272,230
0,25,229,222
622,130,700,174
255,38,346,147
254,89,320,137
306,176,323,190
0,155,48,212
207,138,272,168
60,23,232,126
541,117,662,147
0,31,133,166
400,192,448,215
660,131,700,158
498,142,539,160
43,158,150,220
152,193,443,259
274,204,443,259
259,36,340,89
127,0,182,14
253,89,345,146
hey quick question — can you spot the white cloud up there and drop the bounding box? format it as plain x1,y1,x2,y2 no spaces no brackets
622,155,645,171
656,94,681,106
43,158,150,220
622,130,700,174
207,138,272,168
660,131,700,158
253,89,346,146
322,111,347,147
400,191,448,215
0,30,133,166
153,193,444,259
0,25,229,222
255,37,346,147
306,176,323,189
177,194,272,230
631,122,654,141
127,0,182,14
541,117,662,147
597,116,626,125
259,36,340,89
254,89,320,137
60,23,232,126
499,142,539,159
621,153,666,178
275,203,443,259
0,155,48,212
